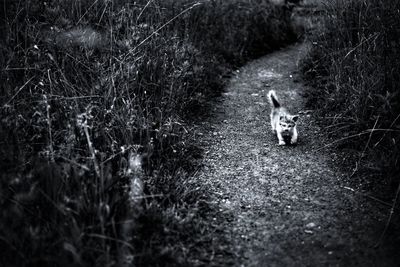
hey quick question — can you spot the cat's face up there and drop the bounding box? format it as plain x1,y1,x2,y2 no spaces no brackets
279,115,298,133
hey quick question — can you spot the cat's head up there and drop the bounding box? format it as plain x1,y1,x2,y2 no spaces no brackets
279,115,298,132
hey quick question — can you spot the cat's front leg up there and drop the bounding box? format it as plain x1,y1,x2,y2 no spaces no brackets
277,132,285,146
290,128,298,145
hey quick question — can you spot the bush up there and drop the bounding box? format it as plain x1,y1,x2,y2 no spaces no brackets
0,0,297,265
302,0,400,184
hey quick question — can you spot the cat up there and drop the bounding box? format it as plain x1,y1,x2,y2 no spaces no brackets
268,90,299,146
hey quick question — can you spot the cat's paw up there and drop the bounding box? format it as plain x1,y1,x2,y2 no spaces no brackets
290,140,297,145
278,140,285,146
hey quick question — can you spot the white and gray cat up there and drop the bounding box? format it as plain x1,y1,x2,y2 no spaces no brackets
268,90,299,146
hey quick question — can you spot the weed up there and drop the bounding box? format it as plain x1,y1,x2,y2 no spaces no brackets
0,0,297,265
302,0,400,187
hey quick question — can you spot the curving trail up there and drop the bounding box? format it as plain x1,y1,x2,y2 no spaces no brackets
192,41,400,266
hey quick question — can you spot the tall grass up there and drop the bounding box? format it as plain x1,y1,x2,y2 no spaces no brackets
0,0,297,265
302,0,400,185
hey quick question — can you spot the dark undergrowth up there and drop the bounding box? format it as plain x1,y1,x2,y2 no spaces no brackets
302,0,400,198
0,0,297,266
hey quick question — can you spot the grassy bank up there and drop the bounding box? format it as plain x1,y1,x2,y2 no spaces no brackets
0,0,297,266
302,0,400,188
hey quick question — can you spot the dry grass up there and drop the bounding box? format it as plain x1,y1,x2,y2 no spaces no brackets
0,0,297,266
302,0,400,186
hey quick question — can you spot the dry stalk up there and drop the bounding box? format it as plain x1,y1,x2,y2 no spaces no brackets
83,124,100,177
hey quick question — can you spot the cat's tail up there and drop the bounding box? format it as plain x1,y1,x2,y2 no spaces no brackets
268,90,280,108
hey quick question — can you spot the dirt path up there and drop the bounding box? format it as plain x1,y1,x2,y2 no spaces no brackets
192,41,400,266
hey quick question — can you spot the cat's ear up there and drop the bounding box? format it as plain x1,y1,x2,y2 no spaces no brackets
292,115,299,122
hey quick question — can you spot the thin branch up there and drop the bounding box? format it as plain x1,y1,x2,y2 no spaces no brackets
136,0,154,23
360,116,379,159
48,95,101,100
375,181,400,248
315,128,400,151
344,32,380,59
125,2,202,58
83,125,100,177
342,186,398,210
374,113,400,148
85,233,135,250
4,77,34,106
76,0,101,25
59,156,90,171
314,131,370,151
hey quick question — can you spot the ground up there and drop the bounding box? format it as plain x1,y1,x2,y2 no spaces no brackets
189,41,400,266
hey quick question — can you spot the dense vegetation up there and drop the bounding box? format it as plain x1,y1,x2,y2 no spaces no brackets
302,0,400,189
0,0,297,266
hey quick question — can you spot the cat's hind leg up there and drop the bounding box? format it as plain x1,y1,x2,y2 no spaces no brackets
270,113,276,132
